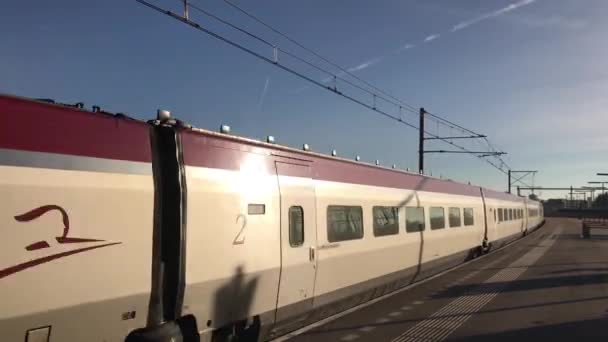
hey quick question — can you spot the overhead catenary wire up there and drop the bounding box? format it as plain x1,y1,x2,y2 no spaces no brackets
137,0,511,175
220,0,506,154
197,0,510,152
136,0,416,127
186,1,417,116
221,0,419,113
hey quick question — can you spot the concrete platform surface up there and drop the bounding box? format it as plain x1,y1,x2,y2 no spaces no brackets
279,218,608,342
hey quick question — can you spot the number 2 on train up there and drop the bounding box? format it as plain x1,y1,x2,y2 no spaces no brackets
233,214,247,245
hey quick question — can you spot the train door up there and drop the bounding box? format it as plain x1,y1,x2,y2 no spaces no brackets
480,189,493,248
523,201,529,232
520,207,525,234
274,162,318,323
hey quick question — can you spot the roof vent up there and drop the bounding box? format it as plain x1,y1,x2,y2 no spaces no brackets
92,105,101,113
220,124,231,134
331,149,337,157
157,109,171,121
406,167,410,172
355,155,361,161
266,135,276,144
302,143,310,151
375,160,380,165
36,98,55,104
392,164,396,169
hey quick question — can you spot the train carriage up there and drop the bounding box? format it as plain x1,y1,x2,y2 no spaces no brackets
0,94,544,342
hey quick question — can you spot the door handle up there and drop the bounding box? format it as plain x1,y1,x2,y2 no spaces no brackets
309,246,315,261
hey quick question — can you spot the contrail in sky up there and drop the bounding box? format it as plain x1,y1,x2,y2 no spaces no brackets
258,76,270,108
297,0,539,91
343,0,537,73
424,34,440,42
451,0,536,32
347,56,384,72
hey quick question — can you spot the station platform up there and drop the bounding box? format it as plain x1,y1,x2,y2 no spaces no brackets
278,218,608,341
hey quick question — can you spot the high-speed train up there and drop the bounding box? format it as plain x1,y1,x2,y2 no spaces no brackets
0,94,544,342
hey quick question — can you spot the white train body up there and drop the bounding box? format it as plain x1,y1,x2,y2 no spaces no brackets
0,95,544,341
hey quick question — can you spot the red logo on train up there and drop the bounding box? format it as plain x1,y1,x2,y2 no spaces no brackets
0,205,121,279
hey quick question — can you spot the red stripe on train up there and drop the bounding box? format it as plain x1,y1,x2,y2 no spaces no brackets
0,95,151,163
180,130,486,199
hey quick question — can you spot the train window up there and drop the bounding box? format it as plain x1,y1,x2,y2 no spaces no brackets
289,206,304,247
509,209,513,220
494,209,497,222
498,208,503,222
405,207,425,232
449,207,461,227
430,207,445,230
327,206,364,242
463,208,474,226
373,206,400,237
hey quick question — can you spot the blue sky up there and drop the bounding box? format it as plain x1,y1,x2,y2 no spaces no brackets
2,0,607,198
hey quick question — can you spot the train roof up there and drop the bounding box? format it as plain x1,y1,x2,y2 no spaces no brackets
0,93,537,204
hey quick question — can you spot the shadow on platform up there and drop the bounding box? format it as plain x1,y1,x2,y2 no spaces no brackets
558,233,608,240
448,316,608,341
471,260,608,272
432,272,608,299
300,294,608,337
546,267,608,275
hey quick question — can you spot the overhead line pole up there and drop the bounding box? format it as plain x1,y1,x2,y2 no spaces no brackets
418,108,498,174
508,170,537,194
419,108,424,174
589,181,607,195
